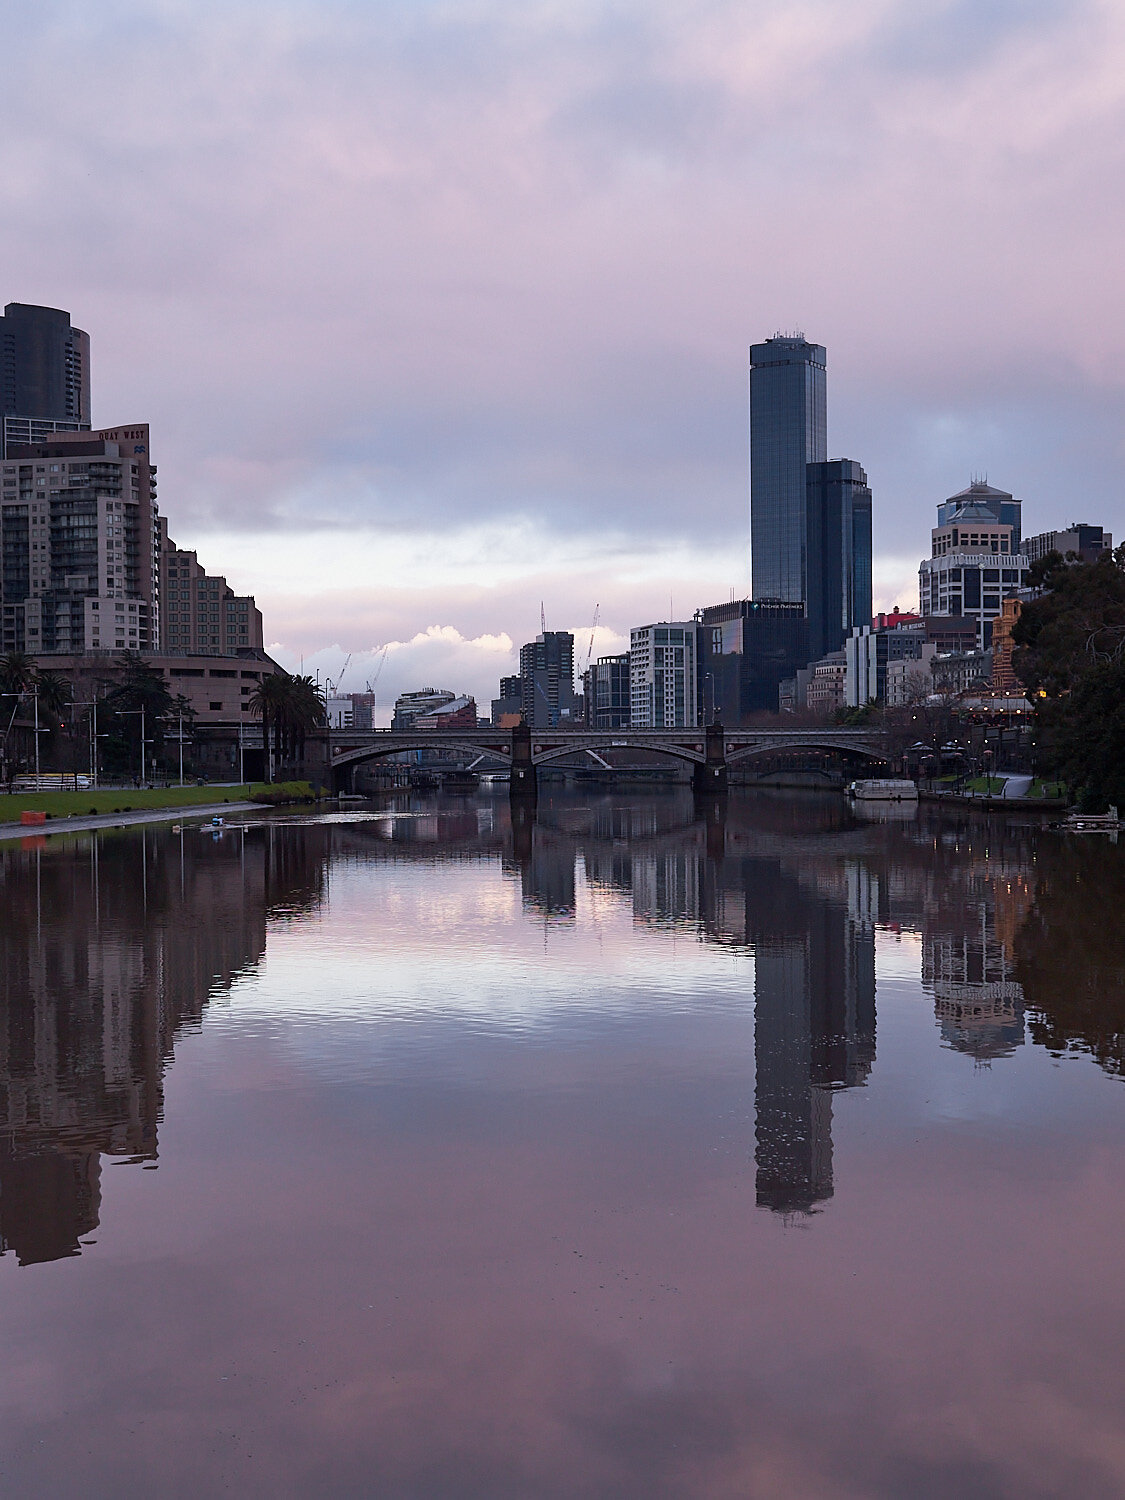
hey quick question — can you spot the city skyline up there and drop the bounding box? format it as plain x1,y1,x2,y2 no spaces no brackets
3,2,1123,713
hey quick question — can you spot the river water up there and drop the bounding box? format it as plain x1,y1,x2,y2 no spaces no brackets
0,789,1123,1498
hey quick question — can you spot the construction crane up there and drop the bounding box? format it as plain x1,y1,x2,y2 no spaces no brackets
325,653,352,699
582,603,601,676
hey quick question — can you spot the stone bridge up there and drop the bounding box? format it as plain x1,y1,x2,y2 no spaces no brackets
316,723,888,796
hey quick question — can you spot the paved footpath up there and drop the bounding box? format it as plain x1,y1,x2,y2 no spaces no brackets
0,800,262,842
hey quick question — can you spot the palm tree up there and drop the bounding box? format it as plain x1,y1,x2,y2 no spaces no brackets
0,651,35,696
285,675,327,766
248,673,292,780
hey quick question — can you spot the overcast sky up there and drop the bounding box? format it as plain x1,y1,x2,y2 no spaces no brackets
3,0,1123,714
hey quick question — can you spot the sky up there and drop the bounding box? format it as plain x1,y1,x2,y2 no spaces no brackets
2,0,1124,716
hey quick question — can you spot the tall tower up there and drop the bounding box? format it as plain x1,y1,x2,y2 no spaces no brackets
749,335,827,603
1,303,91,456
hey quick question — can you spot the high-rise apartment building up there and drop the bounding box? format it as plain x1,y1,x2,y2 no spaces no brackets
519,631,576,728
158,520,263,656
749,337,871,667
629,622,699,728
749,335,827,603
1,303,91,458
1,424,160,655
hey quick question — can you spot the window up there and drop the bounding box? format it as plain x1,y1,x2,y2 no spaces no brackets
209,701,222,711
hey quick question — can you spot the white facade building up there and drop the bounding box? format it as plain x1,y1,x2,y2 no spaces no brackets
918,501,1028,650
629,622,699,728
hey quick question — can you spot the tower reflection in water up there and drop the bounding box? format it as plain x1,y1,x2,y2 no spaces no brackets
0,825,326,1265
541,790,878,1216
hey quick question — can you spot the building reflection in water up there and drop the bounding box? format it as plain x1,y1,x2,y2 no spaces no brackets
914,817,1034,1064
546,790,878,1216
0,791,1057,1265
0,825,326,1265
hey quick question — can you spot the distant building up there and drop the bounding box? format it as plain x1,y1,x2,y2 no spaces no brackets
991,598,1023,693
845,624,928,706
804,458,873,660
806,650,847,715
749,336,827,603
873,609,920,631
885,644,938,708
699,599,808,721
519,631,577,728
414,695,477,730
1024,523,1113,566
585,653,630,729
325,691,375,730
936,479,1022,549
918,490,1029,650
490,679,523,725
630,622,700,728
392,688,456,729
931,649,994,698
1,302,91,458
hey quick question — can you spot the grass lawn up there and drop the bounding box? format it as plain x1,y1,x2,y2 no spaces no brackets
0,782,315,821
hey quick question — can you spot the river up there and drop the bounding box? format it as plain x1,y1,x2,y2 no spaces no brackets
0,789,1122,1497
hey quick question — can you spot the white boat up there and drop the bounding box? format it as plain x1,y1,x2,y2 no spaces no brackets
846,778,919,802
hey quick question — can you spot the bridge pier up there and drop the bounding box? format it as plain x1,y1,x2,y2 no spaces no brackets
692,722,728,795
509,722,538,802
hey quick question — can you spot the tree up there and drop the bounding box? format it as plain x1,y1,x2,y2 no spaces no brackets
1013,547,1125,809
98,652,177,778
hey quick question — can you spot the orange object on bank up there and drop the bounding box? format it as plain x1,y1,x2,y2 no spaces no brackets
20,810,46,826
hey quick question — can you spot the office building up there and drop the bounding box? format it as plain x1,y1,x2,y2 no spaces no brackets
845,624,929,706
585,653,630,729
1,302,91,458
749,336,827,603
749,337,872,664
804,458,873,659
1024,523,1113,566
918,491,1029,650
936,480,1022,549
629,622,700,728
519,631,577,728
699,599,808,720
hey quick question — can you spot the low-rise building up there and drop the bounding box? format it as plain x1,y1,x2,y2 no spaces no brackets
885,644,938,708
806,651,847,715
931,649,994,698
158,520,263,656
1024,523,1112,566
414,695,477,730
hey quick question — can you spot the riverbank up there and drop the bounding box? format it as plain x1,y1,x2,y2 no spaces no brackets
0,780,317,820
0,800,268,842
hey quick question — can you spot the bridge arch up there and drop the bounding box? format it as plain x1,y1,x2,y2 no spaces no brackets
328,737,512,787
530,736,706,768
726,738,886,766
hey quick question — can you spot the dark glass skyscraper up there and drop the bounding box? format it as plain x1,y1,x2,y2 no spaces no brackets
1,303,91,457
749,336,873,663
805,458,873,660
749,336,827,602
